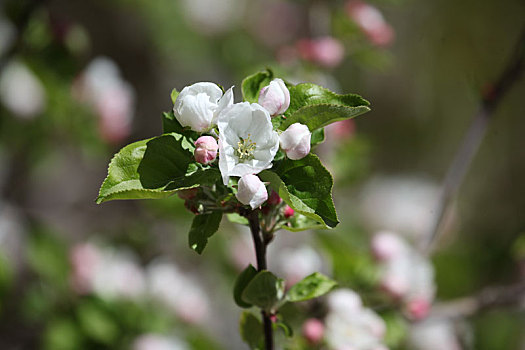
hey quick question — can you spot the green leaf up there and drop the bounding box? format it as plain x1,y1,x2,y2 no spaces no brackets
284,83,370,118
171,88,180,104
239,311,263,350
233,264,258,308
77,303,118,344
242,271,285,312
274,321,294,338
260,154,338,228
96,133,210,204
226,213,249,225
242,69,274,103
280,213,326,232
311,128,325,145
286,272,337,302
280,104,370,132
188,211,223,254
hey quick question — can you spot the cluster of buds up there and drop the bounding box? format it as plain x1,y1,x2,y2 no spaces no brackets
371,231,436,320
172,78,312,210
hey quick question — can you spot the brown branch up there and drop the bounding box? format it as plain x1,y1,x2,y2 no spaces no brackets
243,209,274,350
431,281,525,319
421,26,525,254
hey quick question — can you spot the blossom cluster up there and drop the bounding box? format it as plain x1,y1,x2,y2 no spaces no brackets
172,79,312,209
301,288,388,349
371,231,436,320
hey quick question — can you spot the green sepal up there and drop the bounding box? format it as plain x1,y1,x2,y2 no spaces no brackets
170,88,180,104
188,211,223,254
260,154,338,229
239,311,264,350
241,270,285,312
233,264,258,308
286,272,337,302
242,69,274,103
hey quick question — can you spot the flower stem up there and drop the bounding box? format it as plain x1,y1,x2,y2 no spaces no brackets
246,209,274,350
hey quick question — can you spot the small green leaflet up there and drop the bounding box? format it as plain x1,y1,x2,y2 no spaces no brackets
286,272,337,302
188,212,223,254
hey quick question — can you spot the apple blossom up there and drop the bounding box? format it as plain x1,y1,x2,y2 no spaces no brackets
280,123,311,160
236,174,268,209
371,231,406,261
346,1,394,47
218,102,279,185
325,288,388,350
258,78,290,116
194,135,218,164
173,82,233,132
0,60,46,119
297,37,345,68
302,318,325,344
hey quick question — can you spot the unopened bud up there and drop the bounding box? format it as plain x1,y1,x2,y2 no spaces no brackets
280,123,311,160
267,191,282,206
194,136,218,164
284,205,294,218
258,78,290,116
302,318,324,344
236,174,268,209
406,298,431,321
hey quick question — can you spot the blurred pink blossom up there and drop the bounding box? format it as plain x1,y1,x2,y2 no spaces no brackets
70,243,101,294
73,57,135,144
371,231,435,320
346,0,394,47
325,289,388,349
324,119,356,140
408,319,462,350
297,37,345,68
302,318,324,344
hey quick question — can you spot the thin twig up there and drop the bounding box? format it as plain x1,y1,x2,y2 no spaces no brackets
421,26,525,254
431,281,525,319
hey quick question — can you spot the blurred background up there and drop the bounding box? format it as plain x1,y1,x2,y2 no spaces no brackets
0,0,524,349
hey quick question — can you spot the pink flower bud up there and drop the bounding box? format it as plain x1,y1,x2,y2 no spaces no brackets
194,136,218,164
267,190,282,206
406,298,431,320
236,174,268,209
280,123,311,160
302,318,324,344
371,231,405,262
258,78,290,116
380,274,409,299
284,205,294,218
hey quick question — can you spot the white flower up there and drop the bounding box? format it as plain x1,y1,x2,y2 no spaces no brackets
173,82,233,132
325,288,388,350
0,60,46,119
280,123,311,160
258,78,290,116
218,102,279,185
236,174,268,209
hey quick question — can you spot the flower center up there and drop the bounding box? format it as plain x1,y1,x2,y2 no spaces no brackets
235,134,256,161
